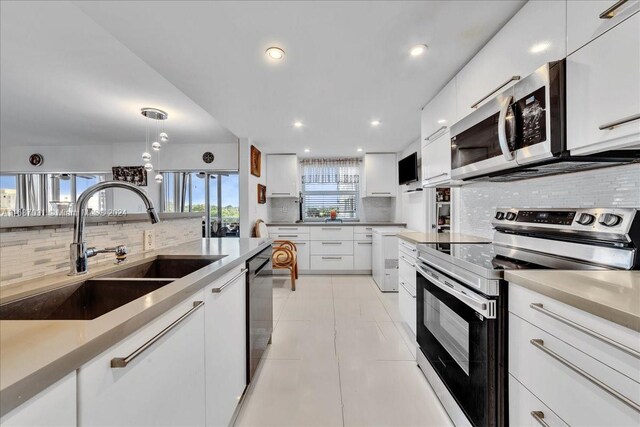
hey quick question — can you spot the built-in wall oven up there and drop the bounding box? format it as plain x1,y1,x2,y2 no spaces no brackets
416,253,505,427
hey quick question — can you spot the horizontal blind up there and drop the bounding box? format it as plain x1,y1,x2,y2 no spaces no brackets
301,159,360,220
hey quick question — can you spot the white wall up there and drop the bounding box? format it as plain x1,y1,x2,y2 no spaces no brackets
396,139,428,232
238,138,268,237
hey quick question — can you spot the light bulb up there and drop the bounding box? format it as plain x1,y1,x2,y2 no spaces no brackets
266,47,285,60
144,162,153,171
159,132,169,143
152,141,161,151
142,152,151,162
155,173,163,183
410,44,428,57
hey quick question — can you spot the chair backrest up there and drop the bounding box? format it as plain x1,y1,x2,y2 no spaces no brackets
254,220,269,238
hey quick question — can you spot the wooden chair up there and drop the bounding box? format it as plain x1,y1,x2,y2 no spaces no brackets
254,220,298,291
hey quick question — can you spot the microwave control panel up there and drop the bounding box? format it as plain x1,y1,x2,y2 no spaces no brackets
516,86,547,147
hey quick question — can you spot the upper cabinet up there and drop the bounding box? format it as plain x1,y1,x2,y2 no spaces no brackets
567,0,640,54
422,130,453,187
567,12,640,155
363,153,397,197
266,154,299,197
455,0,567,120
421,79,457,145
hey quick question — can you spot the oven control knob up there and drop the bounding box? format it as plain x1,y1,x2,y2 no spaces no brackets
495,212,505,220
576,213,596,226
598,213,622,227
505,212,517,221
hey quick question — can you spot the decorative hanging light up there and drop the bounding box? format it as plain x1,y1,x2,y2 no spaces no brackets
155,173,164,183
144,162,153,171
159,132,169,143
140,108,168,173
152,141,161,151
142,152,152,162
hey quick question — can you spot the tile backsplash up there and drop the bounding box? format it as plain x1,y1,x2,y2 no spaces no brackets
457,164,640,239
268,197,396,222
0,218,202,287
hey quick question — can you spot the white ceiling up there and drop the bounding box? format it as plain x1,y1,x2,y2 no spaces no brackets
1,1,525,157
0,1,238,148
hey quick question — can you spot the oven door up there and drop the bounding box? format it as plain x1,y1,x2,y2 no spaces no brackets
450,89,517,180
416,261,498,427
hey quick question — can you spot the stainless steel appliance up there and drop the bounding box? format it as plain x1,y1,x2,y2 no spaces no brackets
450,60,639,182
246,246,273,382
416,207,639,426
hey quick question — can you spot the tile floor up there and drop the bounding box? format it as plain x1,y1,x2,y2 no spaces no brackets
234,275,453,427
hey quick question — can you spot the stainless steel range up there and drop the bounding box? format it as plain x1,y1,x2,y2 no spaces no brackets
415,208,639,427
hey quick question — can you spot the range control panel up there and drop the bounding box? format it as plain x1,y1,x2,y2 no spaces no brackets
516,210,575,225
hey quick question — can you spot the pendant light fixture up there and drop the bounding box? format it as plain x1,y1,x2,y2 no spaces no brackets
140,108,169,176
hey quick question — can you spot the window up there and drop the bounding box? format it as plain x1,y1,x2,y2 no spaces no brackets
301,158,361,221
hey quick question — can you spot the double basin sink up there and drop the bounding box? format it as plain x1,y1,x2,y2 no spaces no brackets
0,256,226,321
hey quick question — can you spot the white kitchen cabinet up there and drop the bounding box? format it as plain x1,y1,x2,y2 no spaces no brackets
398,280,417,337
78,292,206,427
456,0,566,120
310,226,354,241
353,240,373,270
421,131,452,187
310,240,353,255
508,375,568,427
421,79,457,145
0,372,76,427
363,153,397,197
268,226,310,271
567,13,640,155
567,0,639,54
266,154,299,197
205,266,247,427
310,255,354,270
293,241,310,270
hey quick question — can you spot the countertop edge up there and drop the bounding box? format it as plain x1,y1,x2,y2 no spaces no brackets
505,271,640,333
266,222,407,227
0,239,271,417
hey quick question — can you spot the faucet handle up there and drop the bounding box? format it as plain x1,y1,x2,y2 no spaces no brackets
114,245,128,263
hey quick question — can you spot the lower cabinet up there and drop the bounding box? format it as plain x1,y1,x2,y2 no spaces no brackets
310,255,354,270
78,292,207,426
398,280,416,337
0,372,76,427
204,266,247,427
508,375,568,427
353,241,372,270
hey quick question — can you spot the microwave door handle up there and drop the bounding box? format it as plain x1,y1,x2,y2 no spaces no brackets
498,95,515,161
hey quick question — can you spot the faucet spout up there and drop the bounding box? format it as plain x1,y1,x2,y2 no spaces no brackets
70,180,160,275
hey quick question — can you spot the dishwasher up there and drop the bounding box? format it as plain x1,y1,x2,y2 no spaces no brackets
246,245,273,382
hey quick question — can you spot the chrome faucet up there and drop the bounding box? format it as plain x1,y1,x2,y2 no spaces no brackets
69,181,160,275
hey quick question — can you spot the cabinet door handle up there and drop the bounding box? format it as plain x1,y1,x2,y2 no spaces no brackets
599,0,629,18
424,172,448,181
530,303,640,358
271,192,291,195
371,192,392,195
399,281,416,298
530,339,640,412
470,76,520,109
322,242,342,245
111,301,205,368
598,113,640,130
322,256,342,260
400,242,417,252
530,411,549,427
212,268,248,293
399,255,415,268
424,126,447,142
321,227,342,230
277,234,299,238
357,242,372,245
277,227,299,231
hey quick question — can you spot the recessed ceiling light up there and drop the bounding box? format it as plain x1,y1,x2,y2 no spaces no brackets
304,148,310,153
357,148,364,152
370,120,381,127
293,121,303,128
437,119,446,124
410,44,428,57
529,42,551,54
266,47,285,60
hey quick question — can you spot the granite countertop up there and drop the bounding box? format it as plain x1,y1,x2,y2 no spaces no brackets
505,270,640,332
267,222,407,227
397,231,491,244
0,237,271,417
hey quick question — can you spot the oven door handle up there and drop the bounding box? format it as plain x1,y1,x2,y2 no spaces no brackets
498,95,515,161
416,263,495,318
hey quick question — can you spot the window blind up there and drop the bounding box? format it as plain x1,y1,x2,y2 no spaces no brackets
301,158,361,220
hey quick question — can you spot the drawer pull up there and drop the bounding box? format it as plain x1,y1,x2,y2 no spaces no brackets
530,411,549,427
424,126,447,142
399,281,416,298
322,256,342,260
321,227,342,230
357,242,372,245
599,0,629,18
400,242,417,252
470,75,520,109
599,113,640,130
278,234,299,238
277,227,299,231
530,339,640,412
212,268,247,293
530,303,640,359
371,192,392,195
399,255,415,268
271,192,291,195
322,242,342,245
424,172,448,181
111,301,205,368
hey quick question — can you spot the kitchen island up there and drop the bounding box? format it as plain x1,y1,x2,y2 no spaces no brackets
0,237,271,424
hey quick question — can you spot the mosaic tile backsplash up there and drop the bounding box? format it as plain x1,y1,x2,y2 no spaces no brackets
0,218,202,287
457,164,640,239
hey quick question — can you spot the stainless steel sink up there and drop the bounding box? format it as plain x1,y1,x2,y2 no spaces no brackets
0,256,226,320
0,278,173,320
99,256,225,279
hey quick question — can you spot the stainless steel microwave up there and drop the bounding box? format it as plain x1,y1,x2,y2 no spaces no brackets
450,60,638,181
